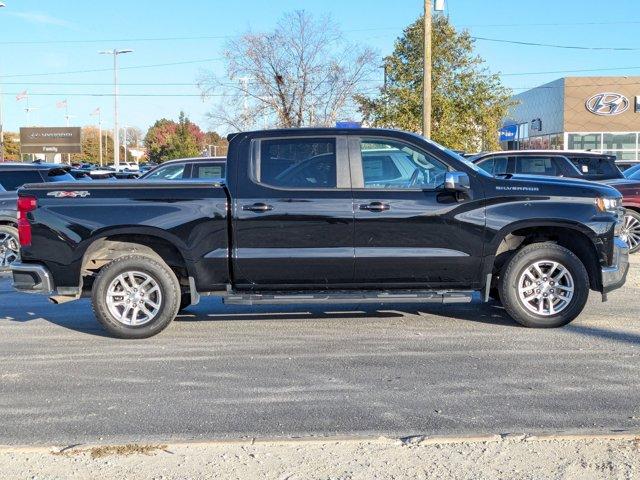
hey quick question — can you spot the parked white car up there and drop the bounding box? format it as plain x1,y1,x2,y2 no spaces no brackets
111,162,140,172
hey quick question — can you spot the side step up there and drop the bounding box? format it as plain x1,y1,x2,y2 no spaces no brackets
222,290,475,306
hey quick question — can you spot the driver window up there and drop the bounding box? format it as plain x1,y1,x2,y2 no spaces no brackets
360,140,448,189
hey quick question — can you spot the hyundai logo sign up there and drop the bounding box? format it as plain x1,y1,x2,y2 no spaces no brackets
585,92,630,116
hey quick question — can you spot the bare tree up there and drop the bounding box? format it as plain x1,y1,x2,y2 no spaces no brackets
199,10,377,130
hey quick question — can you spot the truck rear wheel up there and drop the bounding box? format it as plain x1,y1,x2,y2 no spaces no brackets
498,243,589,328
91,254,181,339
0,225,20,270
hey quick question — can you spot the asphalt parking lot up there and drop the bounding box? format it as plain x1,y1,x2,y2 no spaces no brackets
1,258,639,446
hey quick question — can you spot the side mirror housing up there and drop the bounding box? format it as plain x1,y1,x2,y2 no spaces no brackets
444,171,470,192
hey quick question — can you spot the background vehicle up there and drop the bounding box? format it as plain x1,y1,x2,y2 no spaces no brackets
0,163,76,191
140,156,226,181
69,169,94,180
472,150,640,253
623,164,640,180
111,162,140,172
12,128,628,338
471,150,623,180
0,183,18,270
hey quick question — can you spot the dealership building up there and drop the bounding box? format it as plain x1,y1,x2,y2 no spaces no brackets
500,76,640,166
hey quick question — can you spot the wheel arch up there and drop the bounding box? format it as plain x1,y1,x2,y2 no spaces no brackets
488,222,602,291
80,230,192,291
0,215,17,227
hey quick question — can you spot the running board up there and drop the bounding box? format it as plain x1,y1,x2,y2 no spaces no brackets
222,290,475,306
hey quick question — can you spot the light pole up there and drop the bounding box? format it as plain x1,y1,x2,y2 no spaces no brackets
0,2,6,162
99,49,132,167
423,0,445,139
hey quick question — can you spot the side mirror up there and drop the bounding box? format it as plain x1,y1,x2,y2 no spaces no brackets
444,171,470,192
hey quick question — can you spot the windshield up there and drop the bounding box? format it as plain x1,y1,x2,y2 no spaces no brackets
422,137,492,177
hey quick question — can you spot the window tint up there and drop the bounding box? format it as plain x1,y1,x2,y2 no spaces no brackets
360,139,447,189
0,170,44,190
258,138,336,189
515,156,557,176
192,162,225,179
47,168,75,182
144,163,187,180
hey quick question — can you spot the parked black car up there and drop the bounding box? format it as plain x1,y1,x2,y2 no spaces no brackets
12,128,628,338
471,151,640,253
140,157,226,181
470,150,623,181
0,163,76,270
0,163,76,191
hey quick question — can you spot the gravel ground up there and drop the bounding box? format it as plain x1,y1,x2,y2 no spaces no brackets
1,434,639,479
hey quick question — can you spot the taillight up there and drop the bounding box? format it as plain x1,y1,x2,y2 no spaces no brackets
17,195,37,247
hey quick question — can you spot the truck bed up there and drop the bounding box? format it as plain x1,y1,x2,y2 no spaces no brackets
18,181,230,291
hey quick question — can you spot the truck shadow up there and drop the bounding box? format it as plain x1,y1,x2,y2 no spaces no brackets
2,295,518,337
176,297,518,327
563,324,640,347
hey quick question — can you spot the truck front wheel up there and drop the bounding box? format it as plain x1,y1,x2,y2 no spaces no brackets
91,254,181,338
498,243,589,328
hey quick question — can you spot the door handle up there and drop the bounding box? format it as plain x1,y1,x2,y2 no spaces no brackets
359,202,390,212
242,203,273,212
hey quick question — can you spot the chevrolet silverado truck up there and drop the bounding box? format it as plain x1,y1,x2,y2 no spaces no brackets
11,128,630,338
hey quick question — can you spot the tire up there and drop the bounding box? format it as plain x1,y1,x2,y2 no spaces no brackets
0,225,20,271
498,243,589,328
621,210,640,254
179,293,192,312
91,254,181,339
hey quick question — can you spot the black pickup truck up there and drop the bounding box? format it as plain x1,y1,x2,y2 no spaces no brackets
11,128,629,338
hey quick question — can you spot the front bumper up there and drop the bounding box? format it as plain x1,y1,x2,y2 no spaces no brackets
11,262,55,294
601,237,629,294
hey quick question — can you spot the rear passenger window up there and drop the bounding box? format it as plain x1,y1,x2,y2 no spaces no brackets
515,156,557,176
258,138,336,189
192,163,225,179
0,170,44,190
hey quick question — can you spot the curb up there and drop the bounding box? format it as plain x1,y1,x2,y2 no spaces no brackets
0,431,638,454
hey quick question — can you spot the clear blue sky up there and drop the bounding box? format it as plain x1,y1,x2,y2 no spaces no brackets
1,0,639,135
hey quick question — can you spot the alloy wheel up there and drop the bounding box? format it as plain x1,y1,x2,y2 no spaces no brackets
620,213,640,252
0,231,20,268
517,260,574,316
105,271,162,326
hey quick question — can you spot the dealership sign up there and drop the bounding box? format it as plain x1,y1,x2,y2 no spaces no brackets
499,124,517,141
19,127,82,154
585,92,630,116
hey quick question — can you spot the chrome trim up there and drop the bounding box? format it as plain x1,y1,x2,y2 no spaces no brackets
601,237,629,294
355,247,469,258
233,247,469,259
11,262,55,294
